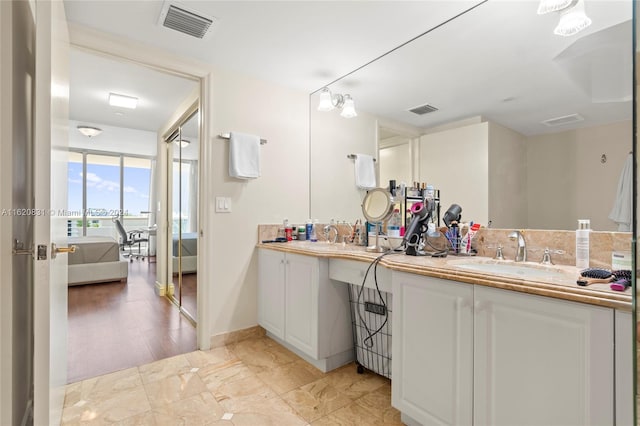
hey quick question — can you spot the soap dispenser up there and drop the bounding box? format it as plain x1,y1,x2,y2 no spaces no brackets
575,219,590,269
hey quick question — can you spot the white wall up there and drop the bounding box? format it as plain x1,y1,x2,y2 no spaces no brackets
379,137,412,188
574,121,631,231
527,120,630,231
419,122,489,226
488,122,527,229
205,67,309,338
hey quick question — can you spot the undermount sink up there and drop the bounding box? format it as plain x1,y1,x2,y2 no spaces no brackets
451,259,571,280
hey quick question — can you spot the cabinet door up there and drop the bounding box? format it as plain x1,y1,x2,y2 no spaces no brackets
285,253,319,357
392,272,474,426
257,249,285,339
614,310,633,426
474,286,614,426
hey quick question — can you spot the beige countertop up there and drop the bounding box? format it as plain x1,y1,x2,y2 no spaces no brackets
257,241,632,311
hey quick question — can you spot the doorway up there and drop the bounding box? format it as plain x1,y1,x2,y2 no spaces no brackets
66,47,200,383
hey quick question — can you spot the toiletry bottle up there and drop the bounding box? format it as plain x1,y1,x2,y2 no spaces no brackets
576,219,590,269
283,218,292,242
298,226,306,241
388,209,401,238
310,219,318,242
305,219,312,240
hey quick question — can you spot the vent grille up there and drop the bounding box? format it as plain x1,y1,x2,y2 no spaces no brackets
542,113,584,127
162,4,213,39
408,104,439,115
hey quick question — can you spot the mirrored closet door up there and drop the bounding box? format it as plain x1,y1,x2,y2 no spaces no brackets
166,109,199,321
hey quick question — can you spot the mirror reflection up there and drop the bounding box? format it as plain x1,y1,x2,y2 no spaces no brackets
310,0,632,232
168,110,199,320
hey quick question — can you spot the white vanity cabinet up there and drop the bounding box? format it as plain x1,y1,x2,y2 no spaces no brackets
393,272,619,426
257,249,353,371
473,286,613,426
392,271,474,426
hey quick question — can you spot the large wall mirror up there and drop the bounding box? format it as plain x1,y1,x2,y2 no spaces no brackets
310,0,632,233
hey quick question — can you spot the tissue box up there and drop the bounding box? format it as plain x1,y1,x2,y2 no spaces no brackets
611,251,631,270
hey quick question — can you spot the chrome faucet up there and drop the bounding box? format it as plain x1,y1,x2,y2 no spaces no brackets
508,230,526,262
323,224,339,244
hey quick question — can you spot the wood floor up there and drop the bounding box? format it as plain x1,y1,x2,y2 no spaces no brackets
67,260,196,384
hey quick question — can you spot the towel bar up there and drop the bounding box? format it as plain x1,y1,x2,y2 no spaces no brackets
347,154,376,162
219,133,267,145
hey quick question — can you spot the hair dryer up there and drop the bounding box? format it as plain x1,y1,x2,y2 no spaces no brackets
405,200,432,256
443,204,462,227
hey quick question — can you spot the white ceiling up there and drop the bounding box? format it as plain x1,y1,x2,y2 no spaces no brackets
64,0,633,139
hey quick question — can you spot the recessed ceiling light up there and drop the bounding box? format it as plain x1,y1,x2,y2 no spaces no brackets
77,125,103,138
109,93,138,109
175,139,190,148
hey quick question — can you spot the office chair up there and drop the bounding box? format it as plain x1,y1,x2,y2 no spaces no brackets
114,218,148,262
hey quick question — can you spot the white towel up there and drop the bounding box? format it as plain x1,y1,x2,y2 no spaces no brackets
229,132,260,179
608,153,632,231
354,154,376,189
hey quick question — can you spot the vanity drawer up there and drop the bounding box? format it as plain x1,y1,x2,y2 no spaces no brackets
329,258,392,293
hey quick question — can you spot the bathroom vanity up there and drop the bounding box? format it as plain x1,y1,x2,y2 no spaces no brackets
257,240,632,426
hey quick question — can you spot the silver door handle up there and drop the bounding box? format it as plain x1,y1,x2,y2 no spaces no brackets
51,243,76,259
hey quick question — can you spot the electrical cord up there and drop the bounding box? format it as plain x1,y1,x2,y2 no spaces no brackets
356,249,402,348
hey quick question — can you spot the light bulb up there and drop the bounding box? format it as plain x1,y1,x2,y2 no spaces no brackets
340,95,357,118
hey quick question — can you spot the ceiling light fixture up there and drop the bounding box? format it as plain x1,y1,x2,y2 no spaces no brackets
175,139,190,148
109,92,138,109
553,0,592,36
77,125,103,138
536,0,575,15
317,87,357,118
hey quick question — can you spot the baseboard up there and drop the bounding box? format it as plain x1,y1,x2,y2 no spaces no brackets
154,281,174,297
265,332,354,373
209,325,266,349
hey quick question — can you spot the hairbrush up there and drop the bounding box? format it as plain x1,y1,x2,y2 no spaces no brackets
577,268,613,286
612,269,632,280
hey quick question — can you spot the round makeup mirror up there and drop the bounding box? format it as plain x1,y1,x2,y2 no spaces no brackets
361,188,395,252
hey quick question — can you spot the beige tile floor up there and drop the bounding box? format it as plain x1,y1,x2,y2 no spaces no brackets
62,335,402,425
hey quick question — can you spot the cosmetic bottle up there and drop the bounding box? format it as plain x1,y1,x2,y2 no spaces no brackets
305,219,312,240
576,219,590,269
310,219,318,242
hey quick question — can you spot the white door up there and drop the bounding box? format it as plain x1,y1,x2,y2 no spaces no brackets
33,0,69,424
257,249,286,339
392,272,474,426
284,253,318,357
474,286,614,426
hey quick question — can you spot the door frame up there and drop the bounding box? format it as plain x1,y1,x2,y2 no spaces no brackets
68,27,212,350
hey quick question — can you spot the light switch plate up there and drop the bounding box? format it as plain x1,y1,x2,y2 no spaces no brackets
215,196,231,213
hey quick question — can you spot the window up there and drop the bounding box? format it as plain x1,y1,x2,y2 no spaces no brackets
67,150,153,238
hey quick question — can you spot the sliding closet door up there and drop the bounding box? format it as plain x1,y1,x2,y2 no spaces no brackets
167,110,199,321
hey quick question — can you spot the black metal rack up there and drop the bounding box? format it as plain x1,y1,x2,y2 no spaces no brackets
348,283,392,379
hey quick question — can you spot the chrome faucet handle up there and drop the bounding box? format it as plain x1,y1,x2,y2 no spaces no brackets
540,247,554,265
494,245,505,261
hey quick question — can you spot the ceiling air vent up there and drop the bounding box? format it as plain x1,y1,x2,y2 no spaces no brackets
542,113,584,127
408,104,439,115
158,2,215,39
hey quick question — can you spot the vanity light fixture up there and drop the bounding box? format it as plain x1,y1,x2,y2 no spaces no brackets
317,87,357,118
175,139,190,148
553,0,592,36
108,92,138,109
77,125,103,138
